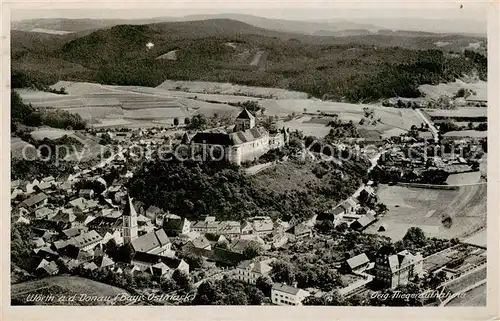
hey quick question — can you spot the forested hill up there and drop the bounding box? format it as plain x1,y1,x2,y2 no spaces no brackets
11,19,487,102
126,158,370,222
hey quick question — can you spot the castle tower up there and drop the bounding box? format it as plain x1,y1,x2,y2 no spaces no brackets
235,108,255,132
122,194,138,243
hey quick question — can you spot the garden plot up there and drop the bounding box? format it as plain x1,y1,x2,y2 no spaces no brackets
366,184,486,241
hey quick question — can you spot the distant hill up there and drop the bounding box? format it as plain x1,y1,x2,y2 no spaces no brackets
176,14,380,35
11,17,175,33
11,18,487,103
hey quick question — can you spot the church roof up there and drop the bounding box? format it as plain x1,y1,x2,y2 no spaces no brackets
123,195,137,217
236,108,255,120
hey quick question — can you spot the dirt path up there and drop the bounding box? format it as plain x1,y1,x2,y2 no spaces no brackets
249,50,268,71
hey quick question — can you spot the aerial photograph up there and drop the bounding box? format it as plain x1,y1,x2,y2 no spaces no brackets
9,4,488,307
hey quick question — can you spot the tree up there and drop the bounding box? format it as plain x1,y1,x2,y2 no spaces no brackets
441,214,453,228
256,275,273,297
403,227,427,248
247,287,265,305
186,114,208,131
336,222,349,233
303,291,344,306
184,117,191,126
375,203,388,216
172,269,193,293
242,241,261,259
173,117,179,126
270,260,295,284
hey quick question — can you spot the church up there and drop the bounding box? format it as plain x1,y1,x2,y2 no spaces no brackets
185,109,289,166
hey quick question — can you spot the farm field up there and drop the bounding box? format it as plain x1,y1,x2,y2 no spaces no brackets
365,184,487,241
30,128,74,140
11,137,36,159
28,128,104,161
443,130,487,138
445,171,481,185
425,108,487,118
443,266,487,295
277,116,332,138
17,81,425,134
11,276,134,306
418,79,487,101
445,282,487,307
156,79,309,99
463,229,487,247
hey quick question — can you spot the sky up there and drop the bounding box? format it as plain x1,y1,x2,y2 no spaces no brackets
9,0,488,21
8,1,489,34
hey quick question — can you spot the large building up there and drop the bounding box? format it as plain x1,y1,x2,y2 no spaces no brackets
373,246,423,289
271,283,310,306
187,109,289,166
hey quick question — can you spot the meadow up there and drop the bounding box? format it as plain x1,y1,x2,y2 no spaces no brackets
365,184,487,241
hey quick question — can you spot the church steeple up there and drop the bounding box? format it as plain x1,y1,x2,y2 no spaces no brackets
122,194,138,243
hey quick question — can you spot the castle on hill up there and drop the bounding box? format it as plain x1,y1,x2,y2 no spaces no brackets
184,109,289,165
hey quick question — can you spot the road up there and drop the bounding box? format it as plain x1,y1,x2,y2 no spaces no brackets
415,109,439,143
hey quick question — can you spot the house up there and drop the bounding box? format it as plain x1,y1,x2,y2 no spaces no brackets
30,237,46,248
273,219,290,234
67,230,103,251
62,227,86,239
163,214,191,235
102,230,124,246
342,253,370,273
271,234,288,250
48,209,76,224
145,205,162,220
350,213,377,231
34,181,53,192
59,244,95,263
131,251,189,275
93,256,115,270
83,262,99,272
251,220,274,236
373,246,424,289
240,222,254,235
36,260,59,276
78,189,95,199
340,198,359,214
217,221,241,237
286,223,312,239
234,258,275,284
87,216,122,235
230,235,266,253
131,229,171,256
34,207,54,220
183,235,212,251
67,197,87,211
20,193,48,209
242,216,274,236
271,283,310,306
42,176,55,183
